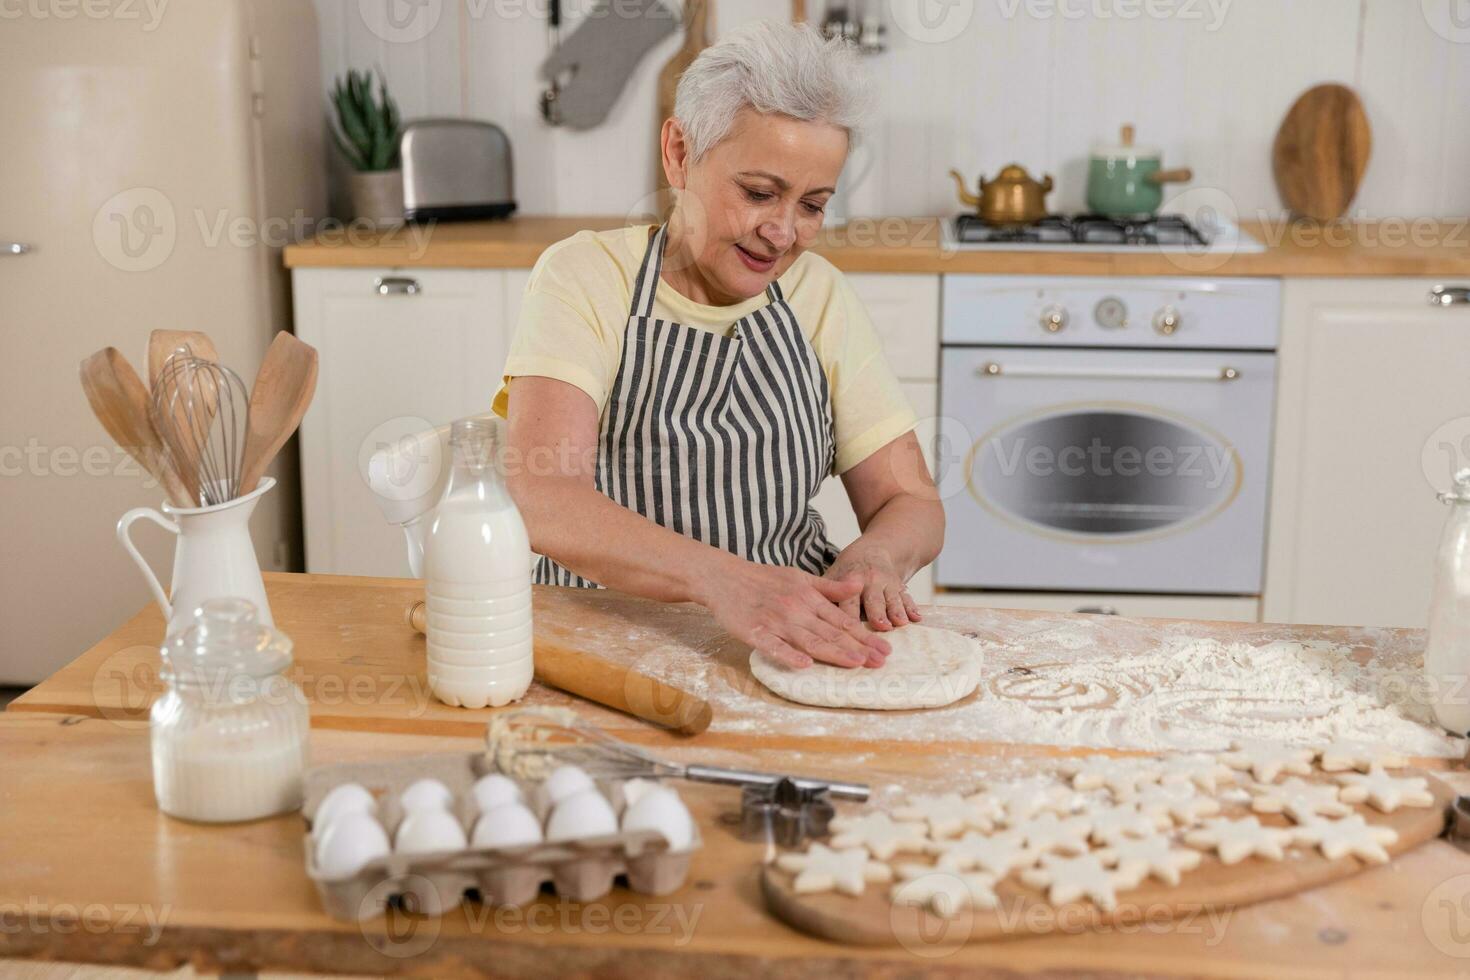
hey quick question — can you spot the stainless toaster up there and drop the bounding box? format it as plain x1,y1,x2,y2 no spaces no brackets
400,119,516,222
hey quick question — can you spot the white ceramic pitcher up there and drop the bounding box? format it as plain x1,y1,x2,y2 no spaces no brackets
117,477,276,636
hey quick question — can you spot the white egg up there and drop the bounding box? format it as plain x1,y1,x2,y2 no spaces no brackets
312,782,376,837
621,778,663,809
399,778,454,812
542,765,594,807
621,787,694,851
470,802,544,848
394,807,469,855
315,812,390,879
471,774,524,814
545,789,618,842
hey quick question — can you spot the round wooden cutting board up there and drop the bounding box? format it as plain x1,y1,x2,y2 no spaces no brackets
1272,83,1372,222
761,771,1453,948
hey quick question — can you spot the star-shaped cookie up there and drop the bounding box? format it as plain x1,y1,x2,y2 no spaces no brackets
928,829,1037,875
1086,802,1168,845
1314,738,1408,773
1130,781,1221,826
1061,755,1164,798
1292,814,1399,864
828,810,930,860
1097,834,1203,886
895,792,998,839
1183,816,1295,865
1249,777,1351,824
1218,740,1315,783
1021,852,1143,912
1334,766,1434,813
890,866,1000,917
968,778,1075,825
775,843,893,896
1010,810,1091,856
1157,753,1238,794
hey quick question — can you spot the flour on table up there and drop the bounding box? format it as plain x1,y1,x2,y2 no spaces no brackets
749,624,983,710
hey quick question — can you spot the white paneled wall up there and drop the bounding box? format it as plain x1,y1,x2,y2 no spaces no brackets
313,0,1470,219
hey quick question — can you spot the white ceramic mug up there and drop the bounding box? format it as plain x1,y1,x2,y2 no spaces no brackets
117,477,276,636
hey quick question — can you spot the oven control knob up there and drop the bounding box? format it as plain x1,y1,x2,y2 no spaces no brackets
1094,297,1128,329
1040,305,1069,333
1153,306,1182,336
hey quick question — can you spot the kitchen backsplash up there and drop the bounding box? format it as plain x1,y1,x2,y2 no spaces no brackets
314,0,1469,222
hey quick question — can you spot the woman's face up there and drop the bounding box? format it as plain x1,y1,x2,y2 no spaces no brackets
668,108,849,304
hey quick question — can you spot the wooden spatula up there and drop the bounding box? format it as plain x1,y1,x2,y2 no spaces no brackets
147,329,218,390
237,331,319,496
79,347,194,506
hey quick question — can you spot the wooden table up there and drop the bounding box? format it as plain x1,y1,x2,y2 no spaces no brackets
6,572,1470,977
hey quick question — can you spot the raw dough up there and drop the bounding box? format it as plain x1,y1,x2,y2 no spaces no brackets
895,792,997,838
1021,853,1142,911
929,830,1036,875
1292,814,1398,863
1183,816,1295,864
1008,811,1092,856
1086,803,1167,845
775,843,893,896
969,778,1077,824
1061,755,1164,797
1334,766,1434,812
749,624,983,710
1218,740,1315,783
1129,782,1221,826
1156,753,1238,794
1248,777,1351,823
1316,739,1408,773
890,866,1000,917
828,811,929,860
1097,834,1202,886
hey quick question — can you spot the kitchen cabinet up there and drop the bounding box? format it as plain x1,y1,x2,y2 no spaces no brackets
811,274,942,601
1263,278,1470,628
933,591,1261,623
292,267,517,575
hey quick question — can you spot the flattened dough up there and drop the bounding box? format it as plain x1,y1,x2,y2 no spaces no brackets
749,624,983,710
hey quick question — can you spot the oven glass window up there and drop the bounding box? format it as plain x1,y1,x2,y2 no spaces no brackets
970,410,1239,536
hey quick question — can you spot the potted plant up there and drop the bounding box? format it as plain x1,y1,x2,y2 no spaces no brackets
331,69,403,226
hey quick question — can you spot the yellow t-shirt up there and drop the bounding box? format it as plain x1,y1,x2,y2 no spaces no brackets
492,224,916,475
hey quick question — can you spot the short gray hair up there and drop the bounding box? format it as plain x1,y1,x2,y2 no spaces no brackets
673,20,871,162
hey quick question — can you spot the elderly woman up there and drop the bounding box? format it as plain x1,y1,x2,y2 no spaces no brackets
493,21,944,671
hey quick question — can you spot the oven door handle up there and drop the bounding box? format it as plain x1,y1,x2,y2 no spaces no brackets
977,362,1241,382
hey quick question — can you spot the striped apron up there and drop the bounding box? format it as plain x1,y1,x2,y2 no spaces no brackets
536,223,840,587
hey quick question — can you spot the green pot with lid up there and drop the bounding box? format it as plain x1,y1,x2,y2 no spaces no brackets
1086,124,1193,219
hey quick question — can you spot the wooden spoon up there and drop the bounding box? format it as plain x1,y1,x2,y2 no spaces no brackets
79,347,194,506
237,331,319,496
147,329,218,390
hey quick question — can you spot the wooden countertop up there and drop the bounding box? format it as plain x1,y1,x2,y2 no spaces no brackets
7,572,1469,976
282,215,1470,278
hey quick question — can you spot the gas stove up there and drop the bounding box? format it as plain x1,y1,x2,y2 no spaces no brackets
944,212,1263,254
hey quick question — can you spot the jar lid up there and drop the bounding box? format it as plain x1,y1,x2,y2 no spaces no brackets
160,597,293,683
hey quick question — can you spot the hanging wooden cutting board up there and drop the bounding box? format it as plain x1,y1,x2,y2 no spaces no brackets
1272,83,1372,222
762,771,1453,947
654,0,711,214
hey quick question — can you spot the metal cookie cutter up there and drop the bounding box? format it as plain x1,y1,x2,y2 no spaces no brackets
740,778,837,847
1445,795,1470,852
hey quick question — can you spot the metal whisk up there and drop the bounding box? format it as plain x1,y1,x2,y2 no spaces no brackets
150,348,249,507
484,706,869,801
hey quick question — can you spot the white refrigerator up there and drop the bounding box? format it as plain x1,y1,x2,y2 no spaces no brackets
0,0,327,683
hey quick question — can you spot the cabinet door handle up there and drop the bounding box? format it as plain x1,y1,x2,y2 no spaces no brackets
2,242,33,256
374,276,421,296
977,362,1240,382
1429,285,1470,307
1073,605,1119,616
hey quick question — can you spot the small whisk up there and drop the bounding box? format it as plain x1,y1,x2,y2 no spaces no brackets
150,348,249,507
485,706,869,801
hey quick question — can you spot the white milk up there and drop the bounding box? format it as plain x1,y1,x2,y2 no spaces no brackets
423,419,534,708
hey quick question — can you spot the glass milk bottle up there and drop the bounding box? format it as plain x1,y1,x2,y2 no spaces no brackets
150,597,309,822
1426,468,1470,734
423,417,534,708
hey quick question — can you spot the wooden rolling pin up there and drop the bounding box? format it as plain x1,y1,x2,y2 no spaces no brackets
406,599,713,736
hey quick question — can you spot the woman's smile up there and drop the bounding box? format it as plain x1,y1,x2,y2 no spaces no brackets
734,241,780,273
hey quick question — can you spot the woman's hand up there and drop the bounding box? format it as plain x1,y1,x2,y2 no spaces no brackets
699,557,890,670
824,544,922,631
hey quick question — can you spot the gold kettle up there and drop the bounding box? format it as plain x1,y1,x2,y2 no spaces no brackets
950,164,1054,226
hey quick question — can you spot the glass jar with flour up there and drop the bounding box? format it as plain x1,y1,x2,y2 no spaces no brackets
150,597,309,822
1426,468,1470,735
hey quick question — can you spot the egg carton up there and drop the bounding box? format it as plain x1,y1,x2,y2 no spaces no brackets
301,751,700,922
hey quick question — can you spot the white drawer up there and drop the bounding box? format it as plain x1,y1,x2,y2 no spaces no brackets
933,590,1261,623
847,273,939,381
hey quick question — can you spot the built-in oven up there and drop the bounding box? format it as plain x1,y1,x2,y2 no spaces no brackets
935,276,1281,596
